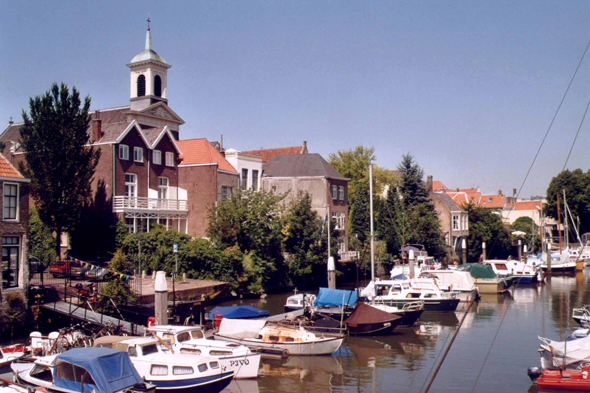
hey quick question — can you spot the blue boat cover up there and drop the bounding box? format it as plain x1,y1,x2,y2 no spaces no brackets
54,347,143,393
206,305,270,320
314,287,358,307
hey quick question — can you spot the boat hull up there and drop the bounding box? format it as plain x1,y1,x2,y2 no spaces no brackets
512,274,538,285
474,278,507,294
348,318,402,336
372,299,459,312
147,372,234,393
537,368,590,391
214,334,344,356
218,353,261,379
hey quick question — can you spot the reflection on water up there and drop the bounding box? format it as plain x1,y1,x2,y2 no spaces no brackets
218,268,590,392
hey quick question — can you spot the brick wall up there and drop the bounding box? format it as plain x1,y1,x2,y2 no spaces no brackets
150,135,178,190
115,128,149,197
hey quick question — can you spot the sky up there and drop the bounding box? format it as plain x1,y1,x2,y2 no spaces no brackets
2,1,590,198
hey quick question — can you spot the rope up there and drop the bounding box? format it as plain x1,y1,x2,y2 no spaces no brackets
563,99,590,171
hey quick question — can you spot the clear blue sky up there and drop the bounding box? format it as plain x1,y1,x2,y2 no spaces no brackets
2,1,590,198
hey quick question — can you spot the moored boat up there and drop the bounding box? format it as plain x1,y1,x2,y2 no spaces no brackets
456,263,509,294
484,259,542,284
0,344,27,374
528,364,590,391
343,303,402,335
284,293,317,312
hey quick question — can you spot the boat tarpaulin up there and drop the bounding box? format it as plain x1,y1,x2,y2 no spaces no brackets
218,318,267,339
314,287,358,307
206,305,270,320
54,347,143,393
344,303,400,327
457,263,497,279
539,335,590,368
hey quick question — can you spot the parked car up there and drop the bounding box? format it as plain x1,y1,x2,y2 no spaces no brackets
85,266,111,281
49,260,89,279
29,256,45,273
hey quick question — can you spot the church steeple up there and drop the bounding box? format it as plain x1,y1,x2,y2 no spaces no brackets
127,18,171,111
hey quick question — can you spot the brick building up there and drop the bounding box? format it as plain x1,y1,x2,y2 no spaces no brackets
0,153,29,301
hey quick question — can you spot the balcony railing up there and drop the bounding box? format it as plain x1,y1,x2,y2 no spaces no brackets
113,196,188,212
338,250,359,262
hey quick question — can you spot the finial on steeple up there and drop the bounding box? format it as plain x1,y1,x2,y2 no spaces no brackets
147,13,151,31
8,116,13,125
145,15,153,51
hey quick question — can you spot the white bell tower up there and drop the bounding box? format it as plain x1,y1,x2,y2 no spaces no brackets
127,18,171,111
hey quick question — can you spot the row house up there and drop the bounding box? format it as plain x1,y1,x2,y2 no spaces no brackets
261,153,351,258
177,139,239,237
0,153,29,300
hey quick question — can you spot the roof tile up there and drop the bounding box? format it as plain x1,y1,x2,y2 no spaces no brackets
177,138,237,173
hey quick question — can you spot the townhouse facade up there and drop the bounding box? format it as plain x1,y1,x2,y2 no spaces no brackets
0,153,29,300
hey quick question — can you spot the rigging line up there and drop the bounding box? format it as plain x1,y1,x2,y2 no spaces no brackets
485,38,590,258
418,313,457,393
563,99,590,171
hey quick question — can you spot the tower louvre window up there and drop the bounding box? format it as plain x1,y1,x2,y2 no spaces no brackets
137,75,146,97
154,75,162,97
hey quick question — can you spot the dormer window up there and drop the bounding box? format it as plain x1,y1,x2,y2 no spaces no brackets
133,147,143,163
154,75,162,97
137,75,146,97
119,145,129,160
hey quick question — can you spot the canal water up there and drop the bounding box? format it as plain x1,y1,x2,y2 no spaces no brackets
218,269,590,393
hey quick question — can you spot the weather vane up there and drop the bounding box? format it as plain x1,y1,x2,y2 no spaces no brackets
147,13,151,31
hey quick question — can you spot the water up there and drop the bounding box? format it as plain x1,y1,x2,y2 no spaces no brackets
218,270,589,392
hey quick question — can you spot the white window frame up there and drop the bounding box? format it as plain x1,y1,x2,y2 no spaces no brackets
125,173,137,198
153,150,162,165
133,147,143,163
241,169,248,190
452,214,459,230
3,183,18,221
119,144,129,160
331,185,338,200
158,177,169,200
339,186,345,201
252,170,259,190
165,152,175,167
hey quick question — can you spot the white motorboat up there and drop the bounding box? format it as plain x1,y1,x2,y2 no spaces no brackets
485,259,542,284
12,347,155,393
146,325,261,379
0,344,26,373
214,318,344,356
359,278,461,312
93,336,234,392
541,251,578,273
284,293,317,312
418,269,479,302
572,305,590,328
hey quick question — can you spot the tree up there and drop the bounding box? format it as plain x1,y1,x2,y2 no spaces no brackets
20,83,100,258
464,204,512,260
397,153,430,207
350,183,370,243
511,216,542,253
101,249,136,306
29,208,57,267
545,169,590,237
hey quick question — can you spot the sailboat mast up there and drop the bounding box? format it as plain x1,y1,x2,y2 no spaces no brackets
563,189,569,249
370,164,375,281
557,193,563,254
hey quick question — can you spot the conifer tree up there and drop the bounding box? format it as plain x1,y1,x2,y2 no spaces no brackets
350,183,370,243
20,83,100,258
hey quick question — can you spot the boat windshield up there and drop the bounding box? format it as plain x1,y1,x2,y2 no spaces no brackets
190,330,204,339
177,332,191,343
141,344,159,356
30,364,53,383
55,360,98,392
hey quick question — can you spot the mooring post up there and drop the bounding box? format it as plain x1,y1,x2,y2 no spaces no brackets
409,250,415,279
547,242,552,274
482,241,486,262
154,271,168,326
462,239,467,264
327,256,336,289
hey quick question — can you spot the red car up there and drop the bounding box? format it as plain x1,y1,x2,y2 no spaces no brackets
49,260,89,279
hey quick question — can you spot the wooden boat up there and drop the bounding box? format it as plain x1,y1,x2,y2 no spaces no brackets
214,319,343,356
146,325,261,379
93,336,234,392
528,364,590,390
12,347,156,393
343,303,402,335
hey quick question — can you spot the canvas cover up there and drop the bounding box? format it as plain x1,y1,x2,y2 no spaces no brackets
539,334,590,368
218,318,267,339
54,347,143,393
344,303,400,327
428,270,475,290
206,305,270,320
457,263,497,279
314,288,358,308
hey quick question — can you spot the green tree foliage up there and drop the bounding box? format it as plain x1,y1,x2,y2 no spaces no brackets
511,216,542,253
379,185,409,256
397,154,431,207
545,169,590,236
464,204,512,260
101,249,136,306
20,83,100,258
282,193,332,288
0,292,27,338
29,208,57,267
350,184,370,243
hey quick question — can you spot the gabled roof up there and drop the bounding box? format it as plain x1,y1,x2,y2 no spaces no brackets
128,101,185,125
432,181,448,191
262,153,348,181
508,200,543,211
242,143,307,162
177,138,237,173
144,126,182,154
433,191,464,212
0,152,25,179
480,194,505,208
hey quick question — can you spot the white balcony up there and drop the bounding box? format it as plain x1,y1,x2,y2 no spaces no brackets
338,250,359,262
113,196,188,213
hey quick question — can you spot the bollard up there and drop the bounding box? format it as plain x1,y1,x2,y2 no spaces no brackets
154,271,168,326
327,256,336,289
409,250,415,279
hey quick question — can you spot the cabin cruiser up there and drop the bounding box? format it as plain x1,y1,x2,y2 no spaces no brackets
484,259,542,284
93,336,234,392
12,347,156,393
418,269,479,302
456,263,510,294
359,278,460,312
284,293,317,312
214,318,344,356
146,325,261,379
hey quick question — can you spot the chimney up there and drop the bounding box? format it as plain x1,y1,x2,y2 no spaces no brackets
513,188,517,197
426,175,433,192
91,111,102,143
302,141,308,154
498,189,502,195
